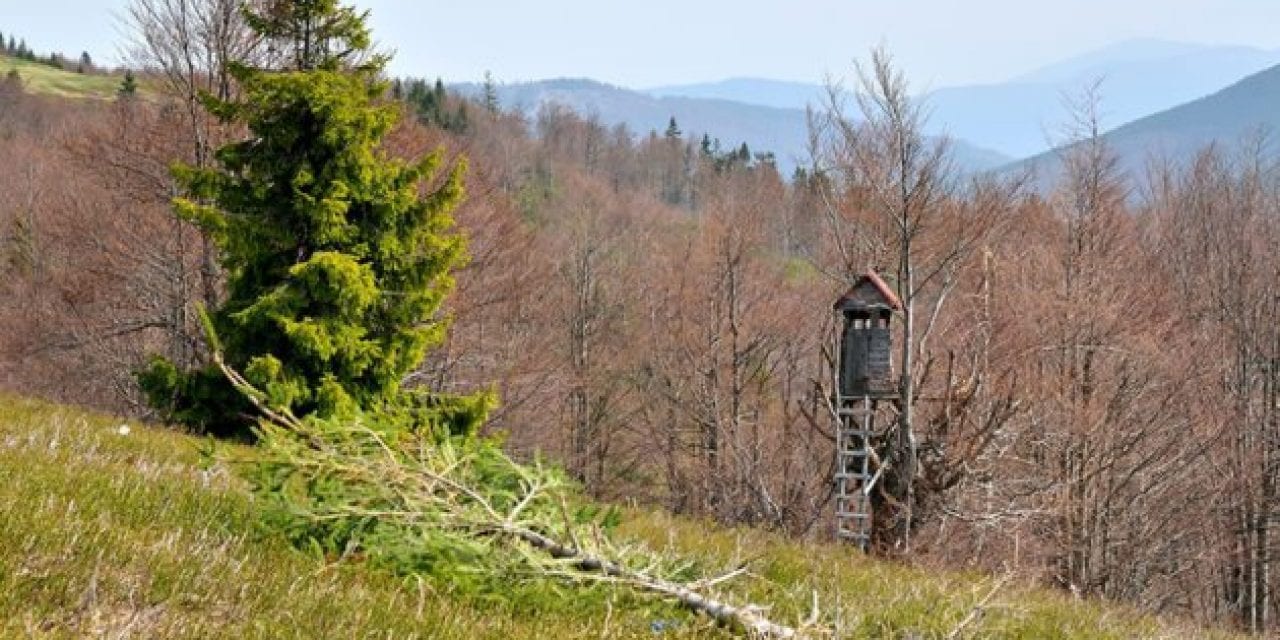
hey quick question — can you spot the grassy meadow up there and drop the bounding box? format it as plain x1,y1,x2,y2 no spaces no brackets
0,55,122,100
0,392,1236,638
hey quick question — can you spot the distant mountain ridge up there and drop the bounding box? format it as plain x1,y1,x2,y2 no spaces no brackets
449,39,1280,181
1011,61,1280,186
646,39,1280,159
452,78,1012,175
1010,38,1264,84
646,77,828,111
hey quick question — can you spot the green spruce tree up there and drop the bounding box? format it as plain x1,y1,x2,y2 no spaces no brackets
117,70,138,99
452,102,469,133
481,71,499,113
664,116,681,139
139,0,489,439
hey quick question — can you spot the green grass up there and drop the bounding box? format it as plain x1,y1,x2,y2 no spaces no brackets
0,393,1235,638
0,55,122,99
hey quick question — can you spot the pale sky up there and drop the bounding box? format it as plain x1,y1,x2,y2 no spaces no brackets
7,0,1280,88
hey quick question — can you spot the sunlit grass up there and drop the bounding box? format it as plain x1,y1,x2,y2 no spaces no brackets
0,55,123,100
0,393,1236,638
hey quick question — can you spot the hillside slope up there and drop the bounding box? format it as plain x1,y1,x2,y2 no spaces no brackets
0,393,1234,638
1013,62,1280,186
646,77,827,111
647,40,1280,159
455,78,1011,174
0,55,120,100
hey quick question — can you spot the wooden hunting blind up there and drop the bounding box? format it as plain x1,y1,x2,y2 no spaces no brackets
831,271,901,550
833,272,900,398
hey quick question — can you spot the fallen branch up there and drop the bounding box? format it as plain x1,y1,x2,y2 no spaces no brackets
946,574,1010,639
203,331,806,638
502,523,797,638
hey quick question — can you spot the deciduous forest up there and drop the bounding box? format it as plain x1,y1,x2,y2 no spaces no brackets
1,0,1278,635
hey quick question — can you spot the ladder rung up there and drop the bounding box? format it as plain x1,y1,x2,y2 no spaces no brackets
836,388,873,548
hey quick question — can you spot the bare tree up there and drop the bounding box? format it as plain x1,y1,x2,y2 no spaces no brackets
813,49,1021,550
1151,138,1280,632
124,0,265,308
552,176,635,490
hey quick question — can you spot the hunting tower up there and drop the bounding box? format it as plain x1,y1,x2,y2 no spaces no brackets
832,271,900,550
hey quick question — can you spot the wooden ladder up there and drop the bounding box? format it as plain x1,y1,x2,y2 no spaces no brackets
835,396,873,550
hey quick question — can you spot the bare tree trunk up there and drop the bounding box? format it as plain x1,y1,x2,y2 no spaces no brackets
126,0,264,315
897,256,915,547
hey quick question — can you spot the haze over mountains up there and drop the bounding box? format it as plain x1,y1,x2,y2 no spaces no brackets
458,39,1280,179
456,78,810,165
929,39,1280,158
1014,60,1280,182
454,78,1013,174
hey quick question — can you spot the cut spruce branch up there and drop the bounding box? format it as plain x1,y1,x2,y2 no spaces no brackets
205,337,806,638
501,524,799,638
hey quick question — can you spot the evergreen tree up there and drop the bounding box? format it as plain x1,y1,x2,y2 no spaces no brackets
400,76,470,133
139,0,488,439
404,78,437,124
78,51,92,73
117,70,138,99
481,70,498,113
664,116,681,139
433,78,446,107
453,102,469,133
242,0,379,72
405,78,427,106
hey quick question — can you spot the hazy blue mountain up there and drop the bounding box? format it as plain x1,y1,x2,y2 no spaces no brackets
647,40,1280,159
645,77,828,111
923,84,1061,159
991,39,1280,151
1012,38,1238,84
1012,62,1280,187
454,78,1012,175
